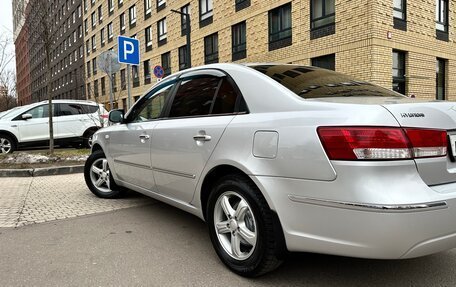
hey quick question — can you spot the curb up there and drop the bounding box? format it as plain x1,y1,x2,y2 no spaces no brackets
0,165,84,177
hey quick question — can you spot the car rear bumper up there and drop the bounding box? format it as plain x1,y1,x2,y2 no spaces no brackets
251,161,456,259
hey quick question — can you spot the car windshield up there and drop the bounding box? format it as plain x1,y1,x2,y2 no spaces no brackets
250,65,405,99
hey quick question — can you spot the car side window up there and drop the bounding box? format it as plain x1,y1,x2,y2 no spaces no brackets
26,105,49,119
134,84,173,122
57,103,84,116
168,76,221,118
211,78,240,115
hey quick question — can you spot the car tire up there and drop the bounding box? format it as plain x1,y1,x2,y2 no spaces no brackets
84,150,126,198
82,129,97,148
206,174,283,277
0,134,16,154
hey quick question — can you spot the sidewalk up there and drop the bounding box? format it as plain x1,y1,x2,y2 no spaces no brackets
0,174,155,228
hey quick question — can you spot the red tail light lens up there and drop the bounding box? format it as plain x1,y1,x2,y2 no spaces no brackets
318,127,447,160
100,114,109,119
404,128,447,158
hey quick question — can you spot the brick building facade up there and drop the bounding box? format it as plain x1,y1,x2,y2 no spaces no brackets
82,0,456,109
14,0,86,105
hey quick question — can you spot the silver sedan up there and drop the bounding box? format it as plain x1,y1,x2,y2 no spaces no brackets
85,64,456,277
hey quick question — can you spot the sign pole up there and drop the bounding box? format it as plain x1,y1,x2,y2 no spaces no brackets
108,53,114,110
117,35,140,110
109,73,114,110
127,64,131,110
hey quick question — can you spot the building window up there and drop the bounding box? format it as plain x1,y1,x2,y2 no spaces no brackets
200,0,213,27
129,5,137,26
145,0,152,16
235,0,251,12
98,5,103,22
393,0,407,31
436,58,446,100
161,52,171,76
145,26,152,51
157,0,166,11
158,18,167,45
392,50,406,95
132,65,139,87
100,28,105,45
85,19,88,33
92,58,97,75
108,0,114,13
108,22,113,40
91,12,96,28
121,69,126,90
178,45,188,70
232,21,246,61
101,77,106,95
120,13,126,33
181,4,190,36
204,33,218,64
311,0,335,29
436,0,449,41
393,0,406,20
311,54,335,71
91,35,96,50
310,0,335,39
268,3,292,51
144,60,151,84
118,0,123,7
87,61,91,77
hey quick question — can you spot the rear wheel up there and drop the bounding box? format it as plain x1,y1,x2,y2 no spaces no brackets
82,129,97,148
0,134,16,154
84,150,125,198
207,174,283,277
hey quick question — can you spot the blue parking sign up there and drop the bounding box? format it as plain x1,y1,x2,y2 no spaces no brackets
118,36,140,65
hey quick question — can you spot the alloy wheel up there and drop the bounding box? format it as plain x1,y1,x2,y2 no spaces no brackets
213,191,258,261
89,158,112,193
0,137,12,154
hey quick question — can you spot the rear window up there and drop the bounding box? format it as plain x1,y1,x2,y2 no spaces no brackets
82,104,99,114
251,65,405,99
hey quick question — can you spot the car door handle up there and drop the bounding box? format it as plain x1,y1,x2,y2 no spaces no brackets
139,135,150,140
193,135,212,141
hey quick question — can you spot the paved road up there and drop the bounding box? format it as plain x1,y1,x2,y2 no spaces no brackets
1,175,456,286
0,174,154,227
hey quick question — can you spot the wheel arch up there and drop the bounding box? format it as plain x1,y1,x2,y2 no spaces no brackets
91,143,104,153
0,130,18,145
199,164,277,221
199,163,288,258
83,126,99,137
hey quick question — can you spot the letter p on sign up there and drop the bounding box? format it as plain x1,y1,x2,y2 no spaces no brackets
118,36,140,65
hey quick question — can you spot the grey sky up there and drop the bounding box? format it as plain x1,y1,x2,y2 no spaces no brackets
0,1,15,72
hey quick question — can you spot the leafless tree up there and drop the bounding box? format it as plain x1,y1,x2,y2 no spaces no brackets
0,35,17,112
19,0,58,154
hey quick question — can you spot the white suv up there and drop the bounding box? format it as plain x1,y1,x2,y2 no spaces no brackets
0,100,108,154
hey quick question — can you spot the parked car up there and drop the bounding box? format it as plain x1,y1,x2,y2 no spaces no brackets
0,100,108,154
85,63,456,277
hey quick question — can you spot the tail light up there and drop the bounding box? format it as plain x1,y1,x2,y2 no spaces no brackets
317,127,447,160
100,114,109,119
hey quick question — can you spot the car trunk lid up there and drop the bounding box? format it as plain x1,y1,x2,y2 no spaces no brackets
382,101,456,186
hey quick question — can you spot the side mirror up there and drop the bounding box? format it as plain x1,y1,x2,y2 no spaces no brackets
109,109,124,124
22,114,32,120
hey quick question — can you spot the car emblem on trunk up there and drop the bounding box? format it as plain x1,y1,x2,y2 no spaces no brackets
400,113,425,118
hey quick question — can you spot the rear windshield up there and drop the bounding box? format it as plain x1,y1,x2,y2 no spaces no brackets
251,65,405,99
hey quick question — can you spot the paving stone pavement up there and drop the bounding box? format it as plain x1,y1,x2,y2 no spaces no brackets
0,174,155,228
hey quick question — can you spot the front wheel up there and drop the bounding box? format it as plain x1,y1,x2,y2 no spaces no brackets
0,135,16,154
206,175,283,277
84,150,125,198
